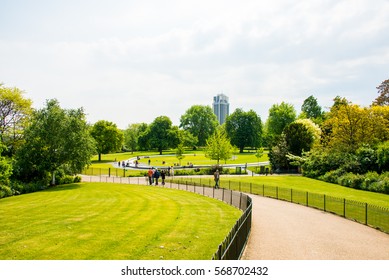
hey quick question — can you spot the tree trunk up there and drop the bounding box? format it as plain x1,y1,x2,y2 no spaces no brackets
98,153,101,161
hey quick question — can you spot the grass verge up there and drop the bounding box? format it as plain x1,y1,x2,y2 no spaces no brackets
0,183,241,260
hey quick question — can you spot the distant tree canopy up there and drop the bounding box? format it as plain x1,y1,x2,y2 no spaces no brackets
0,84,32,155
180,105,219,146
301,95,323,123
225,108,262,153
204,129,234,165
373,79,389,106
265,102,296,146
140,116,180,155
91,120,124,161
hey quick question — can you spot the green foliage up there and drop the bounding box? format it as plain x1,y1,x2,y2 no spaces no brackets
0,144,12,186
301,95,323,123
377,141,389,171
373,78,389,106
143,116,180,155
0,185,12,198
14,99,96,184
225,109,262,153
180,105,219,146
266,102,296,146
0,84,33,155
204,129,234,164
91,120,124,161
123,123,148,152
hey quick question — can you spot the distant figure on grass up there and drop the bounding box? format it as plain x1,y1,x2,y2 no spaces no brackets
214,169,220,189
148,168,153,185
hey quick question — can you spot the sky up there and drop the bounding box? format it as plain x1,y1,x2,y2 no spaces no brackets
1,0,389,129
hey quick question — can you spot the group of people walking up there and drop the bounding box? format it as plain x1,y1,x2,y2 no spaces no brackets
147,167,166,186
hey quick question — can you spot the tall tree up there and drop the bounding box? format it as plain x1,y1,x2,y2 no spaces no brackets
204,129,234,165
180,105,219,146
91,120,124,161
0,84,32,155
225,108,262,153
301,95,323,123
124,123,148,153
373,79,389,106
266,102,296,146
145,116,179,155
15,99,96,184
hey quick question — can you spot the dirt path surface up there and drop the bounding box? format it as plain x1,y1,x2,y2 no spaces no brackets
241,194,389,260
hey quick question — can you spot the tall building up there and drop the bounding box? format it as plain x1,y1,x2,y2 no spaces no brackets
213,93,229,124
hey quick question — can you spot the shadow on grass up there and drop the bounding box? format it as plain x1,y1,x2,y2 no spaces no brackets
43,183,83,193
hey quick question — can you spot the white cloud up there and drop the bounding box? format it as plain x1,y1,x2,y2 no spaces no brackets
1,0,389,128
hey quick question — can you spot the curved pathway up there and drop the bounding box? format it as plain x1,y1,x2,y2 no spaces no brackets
241,194,389,260
80,175,389,259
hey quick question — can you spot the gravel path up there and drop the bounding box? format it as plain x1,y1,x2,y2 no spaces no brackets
241,194,389,260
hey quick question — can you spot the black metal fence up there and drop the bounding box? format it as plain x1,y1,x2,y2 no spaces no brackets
80,175,253,260
170,178,389,234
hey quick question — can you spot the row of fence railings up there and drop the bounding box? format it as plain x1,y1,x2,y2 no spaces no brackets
80,174,253,260
168,178,389,234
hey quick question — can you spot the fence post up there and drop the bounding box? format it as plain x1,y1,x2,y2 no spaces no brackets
262,184,264,196
276,186,278,199
324,195,326,212
108,168,111,177
343,198,346,217
291,188,293,203
230,190,233,205
365,203,368,225
306,192,309,206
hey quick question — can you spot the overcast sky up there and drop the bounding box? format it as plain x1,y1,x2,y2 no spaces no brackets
1,0,388,129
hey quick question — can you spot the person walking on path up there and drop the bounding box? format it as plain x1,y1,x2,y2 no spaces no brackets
161,169,166,185
147,168,153,185
154,168,160,185
214,169,220,189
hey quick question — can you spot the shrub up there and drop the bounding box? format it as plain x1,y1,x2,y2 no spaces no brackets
360,171,380,191
0,185,12,198
338,173,364,189
319,168,346,184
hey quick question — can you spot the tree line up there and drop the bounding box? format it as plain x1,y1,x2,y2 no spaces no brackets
1,79,389,197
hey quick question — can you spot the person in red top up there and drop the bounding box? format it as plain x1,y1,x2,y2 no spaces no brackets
148,168,153,185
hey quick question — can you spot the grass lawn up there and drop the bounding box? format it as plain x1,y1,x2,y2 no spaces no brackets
176,175,389,208
90,150,269,169
0,183,241,260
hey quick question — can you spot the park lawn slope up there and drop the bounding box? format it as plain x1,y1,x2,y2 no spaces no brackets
0,183,241,260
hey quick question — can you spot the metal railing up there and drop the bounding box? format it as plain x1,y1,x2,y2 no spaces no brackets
170,178,389,234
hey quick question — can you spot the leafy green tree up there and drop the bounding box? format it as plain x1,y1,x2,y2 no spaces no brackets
204,129,234,164
175,143,185,165
124,123,148,153
0,143,12,186
0,84,32,155
15,99,96,184
301,95,323,123
283,122,314,156
178,129,198,148
265,102,296,146
373,78,389,106
180,105,219,146
268,134,290,171
144,116,180,155
225,109,262,153
91,120,124,161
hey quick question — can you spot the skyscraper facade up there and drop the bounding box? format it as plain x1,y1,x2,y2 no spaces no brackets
213,94,229,124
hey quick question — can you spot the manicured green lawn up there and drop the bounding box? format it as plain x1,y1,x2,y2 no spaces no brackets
176,175,389,208
0,183,241,260
90,151,269,169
